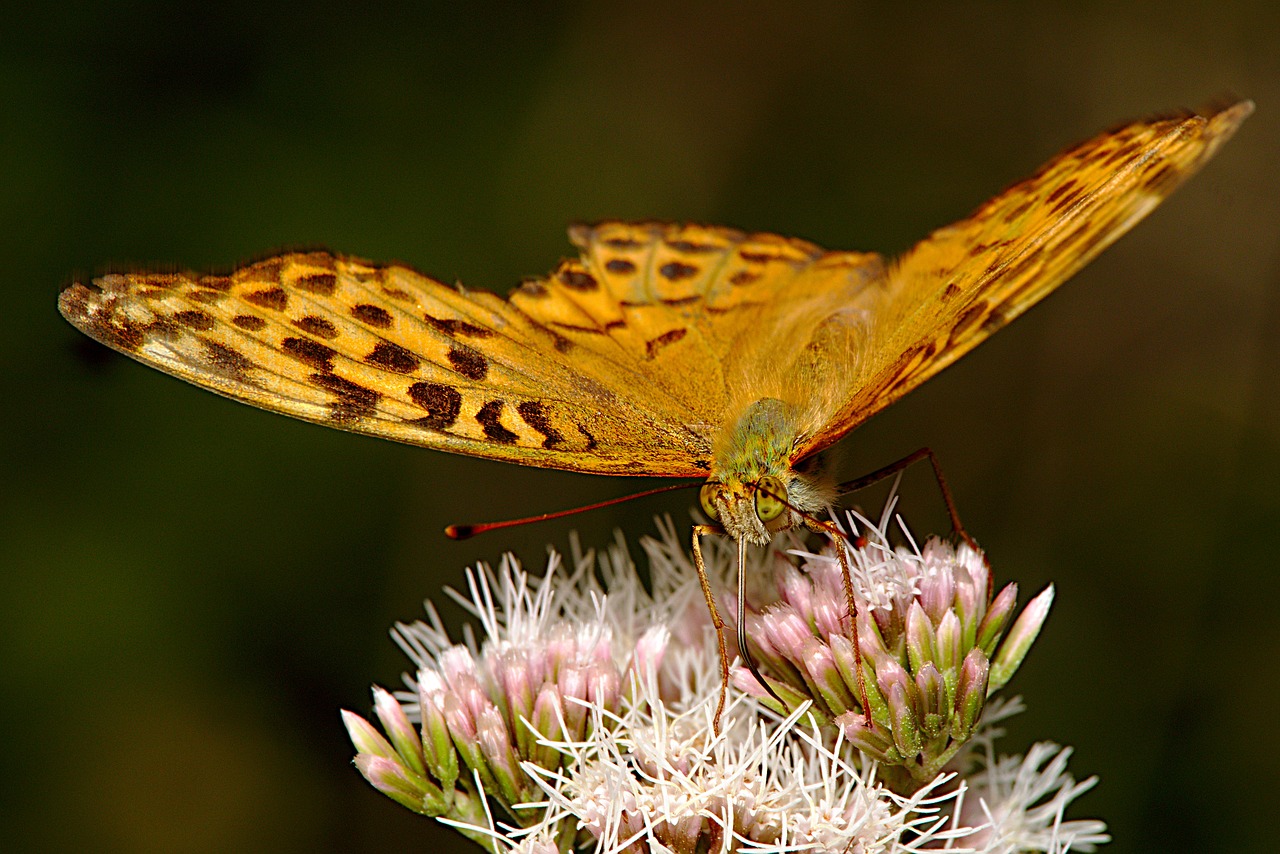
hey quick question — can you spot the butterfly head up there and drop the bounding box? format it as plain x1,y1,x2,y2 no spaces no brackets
698,475,798,545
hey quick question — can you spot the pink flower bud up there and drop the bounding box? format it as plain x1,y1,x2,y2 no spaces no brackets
905,601,936,673
342,709,396,761
991,584,1054,691
954,648,991,737
920,562,955,623
372,686,426,776
978,582,1019,654
935,609,963,674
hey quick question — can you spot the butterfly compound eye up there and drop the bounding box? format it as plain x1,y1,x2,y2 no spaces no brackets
699,483,722,521
754,476,786,525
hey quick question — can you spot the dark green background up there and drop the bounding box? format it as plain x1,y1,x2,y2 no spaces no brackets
4,2,1276,852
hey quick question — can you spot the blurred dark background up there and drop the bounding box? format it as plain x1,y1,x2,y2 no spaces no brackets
2,2,1276,851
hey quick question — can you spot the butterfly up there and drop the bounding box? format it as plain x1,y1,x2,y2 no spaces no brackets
59,100,1251,724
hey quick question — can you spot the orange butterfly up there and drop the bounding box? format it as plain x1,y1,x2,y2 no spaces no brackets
60,100,1252,723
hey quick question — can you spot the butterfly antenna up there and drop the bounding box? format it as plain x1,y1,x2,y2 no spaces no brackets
445,482,701,540
736,536,791,713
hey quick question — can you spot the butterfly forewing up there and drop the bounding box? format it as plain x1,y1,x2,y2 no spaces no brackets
791,99,1253,460
59,251,710,476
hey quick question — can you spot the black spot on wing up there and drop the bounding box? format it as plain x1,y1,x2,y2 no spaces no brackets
447,346,488,380
425,314,494,338
282,337,336,371
738,250,786,264
172,310,215,331
644,328,687,359
245,288,288,311
1048,182,1085,213
659,261,699,281
516,280,548,298
200,338,255,382
559,269,598,291
352,304,393,328
946,302,988,347
981,306,1011,334
365,341,421,374
293,316,338,339
665,239,721,253
1002,198,1035,221
1045,180,1079,204
311,372,380,421
407,382,461,429
199,275,233,292
475,400,518,444
517,401,564,449
243,257,284,282
295,273,338,296
1143,163,1180,194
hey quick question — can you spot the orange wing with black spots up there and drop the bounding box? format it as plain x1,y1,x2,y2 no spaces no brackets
540,222,883,421
791,99,1253,459
57,226,883,478
59,101,1251,482
59,251,708,475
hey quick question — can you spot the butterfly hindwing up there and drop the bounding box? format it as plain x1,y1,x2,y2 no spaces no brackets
552,222,885,424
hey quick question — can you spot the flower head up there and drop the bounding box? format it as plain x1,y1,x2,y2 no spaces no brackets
342,502,1103,853
344,541,680,834
733,507,1054,789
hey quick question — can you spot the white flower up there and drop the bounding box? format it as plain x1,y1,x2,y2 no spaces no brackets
519,678,969,854
955,742,1110,853
342,501,1107,853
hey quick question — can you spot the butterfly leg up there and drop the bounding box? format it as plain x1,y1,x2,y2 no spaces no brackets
807,518,873,724
692,524,732,733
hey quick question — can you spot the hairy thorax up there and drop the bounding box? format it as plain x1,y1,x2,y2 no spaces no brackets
703,398,836,545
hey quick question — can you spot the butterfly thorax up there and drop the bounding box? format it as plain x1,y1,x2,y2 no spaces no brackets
702,398,835,546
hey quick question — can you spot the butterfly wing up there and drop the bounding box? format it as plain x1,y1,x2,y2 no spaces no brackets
59,225,883,478
61,103,1246,476
60,251,715,475
555,221,885,435
791,99,1253,460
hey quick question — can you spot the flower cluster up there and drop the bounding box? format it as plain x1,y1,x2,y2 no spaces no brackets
734,509,1054,790
344,544,669,846
343,506,1107,853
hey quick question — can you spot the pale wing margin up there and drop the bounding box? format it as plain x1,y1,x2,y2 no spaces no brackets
793,99,1253,459
58,252,716,476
